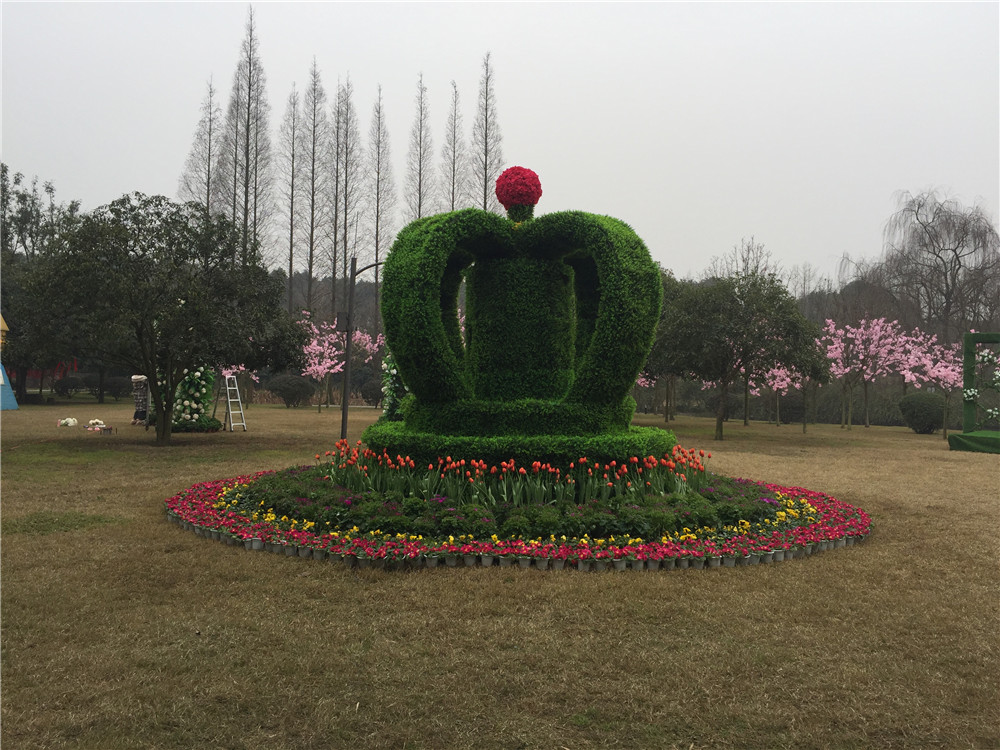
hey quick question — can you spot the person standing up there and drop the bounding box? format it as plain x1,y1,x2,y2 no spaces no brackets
131,375,149,425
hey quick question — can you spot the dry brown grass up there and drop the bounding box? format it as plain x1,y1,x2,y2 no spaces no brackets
2,402,998,750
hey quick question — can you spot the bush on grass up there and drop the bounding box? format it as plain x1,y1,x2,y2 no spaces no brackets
265,373,315,408
899,391,945,434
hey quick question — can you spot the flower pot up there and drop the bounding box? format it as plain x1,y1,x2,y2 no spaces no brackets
534,558,550,571
747,554,761,566
517,557,532,570
243,538,253,550
498,556,514,568
631,559,645,571
312,548,327,561
425,556,440,568
760,551,774,564
575,559,592,572
661,558,676,571
834,538,846,549
690,557,706,570
211,531,222,542
357,557,371,569
706,556,721,569
250,537,264,551
646,559,661,571
481,555,495,567
551,559,565,571
463,555,478,567
593,560,608,572
612,558,628,572
845,536,855,547
772,550,786,562
722,556,736,568
444,555,458,567
298,546,312,558
284,545,298,557
804,544,815,556
676,558,689,570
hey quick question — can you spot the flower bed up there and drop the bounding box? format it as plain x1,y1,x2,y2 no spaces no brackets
163,455,871,571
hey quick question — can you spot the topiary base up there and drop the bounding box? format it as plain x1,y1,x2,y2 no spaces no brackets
399,395,636,436
948,430,1000,454
361,420,675,469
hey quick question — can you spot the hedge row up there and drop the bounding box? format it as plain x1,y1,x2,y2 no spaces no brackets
361,420,676,471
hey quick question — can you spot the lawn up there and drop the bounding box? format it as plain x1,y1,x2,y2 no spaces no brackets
2,402,998,749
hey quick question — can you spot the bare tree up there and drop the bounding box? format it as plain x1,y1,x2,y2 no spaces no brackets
704,236,779,280
299,59,332,314
178,78,222,212
276,85,301,313
882,190,1000,343
405,73,435,220
215,6,273,264
366,84,397,325
331,77,363,314
439,80,468,211
470,52,503,213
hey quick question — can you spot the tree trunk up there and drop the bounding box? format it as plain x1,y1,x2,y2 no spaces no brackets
942,392,951,440
743,379,750,426
801,381,809,434
846,384,854,430
14,365,27,401
154,398,172,445
775,392,781,426
863,379,871,428
97,365,106,405
714,381,727,440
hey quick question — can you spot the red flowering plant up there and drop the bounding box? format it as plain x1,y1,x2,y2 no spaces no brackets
164,444,871,569
495,166,542,222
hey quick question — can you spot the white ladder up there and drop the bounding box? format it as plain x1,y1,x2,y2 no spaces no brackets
223,375,247,431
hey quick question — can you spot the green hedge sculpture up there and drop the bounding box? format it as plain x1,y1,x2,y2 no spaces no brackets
364,167,672,468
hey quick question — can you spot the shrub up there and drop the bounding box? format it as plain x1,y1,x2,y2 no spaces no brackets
899,391,945,434
104,376,131,401
360,378,383,407
53,376,86,398
265,374,315,408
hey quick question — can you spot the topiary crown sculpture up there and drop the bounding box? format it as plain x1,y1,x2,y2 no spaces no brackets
362,167,672,468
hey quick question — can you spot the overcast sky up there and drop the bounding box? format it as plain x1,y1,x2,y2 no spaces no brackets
3,2,997,282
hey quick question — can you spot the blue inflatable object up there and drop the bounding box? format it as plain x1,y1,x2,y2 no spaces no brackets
1,363,18,410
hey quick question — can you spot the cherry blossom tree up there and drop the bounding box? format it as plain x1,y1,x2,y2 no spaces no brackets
899,329,963,439
819,318,908,429
298,312,383,411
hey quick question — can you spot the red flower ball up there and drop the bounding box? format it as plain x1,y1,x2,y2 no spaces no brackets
495,166,542,209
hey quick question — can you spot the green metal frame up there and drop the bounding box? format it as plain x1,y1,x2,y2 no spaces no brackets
961,332,1000,433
